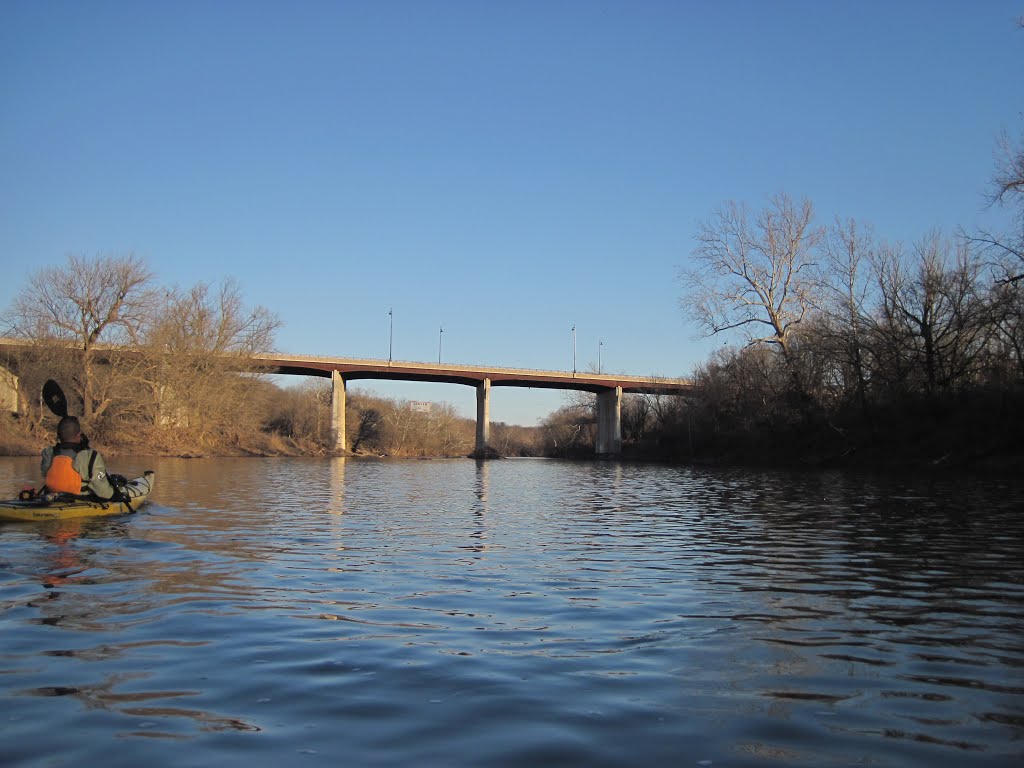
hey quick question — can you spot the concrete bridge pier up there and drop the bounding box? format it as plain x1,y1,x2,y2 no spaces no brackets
0,366,18,414
331,370,346,452
596,385,622,456
475,377,491,454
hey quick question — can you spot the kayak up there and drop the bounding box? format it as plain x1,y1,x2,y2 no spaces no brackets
0,471,156,522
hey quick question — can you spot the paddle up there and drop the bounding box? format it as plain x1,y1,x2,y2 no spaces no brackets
28,379,70,504
42,379,69,418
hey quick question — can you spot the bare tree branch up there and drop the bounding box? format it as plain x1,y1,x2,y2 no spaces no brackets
680,192,822,394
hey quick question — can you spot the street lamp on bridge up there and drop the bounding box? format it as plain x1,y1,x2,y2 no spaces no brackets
572,324,576,377
438,325,444,364
388,307,393,363
599,339,603,374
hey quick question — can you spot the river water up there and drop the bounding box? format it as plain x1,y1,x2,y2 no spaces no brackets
0,457,1022,767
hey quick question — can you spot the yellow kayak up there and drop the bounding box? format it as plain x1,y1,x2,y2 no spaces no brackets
0,471,156,521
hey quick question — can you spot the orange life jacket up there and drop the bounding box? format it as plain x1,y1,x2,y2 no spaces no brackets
46,453,84,495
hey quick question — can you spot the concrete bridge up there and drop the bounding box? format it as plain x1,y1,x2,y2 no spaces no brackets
254,352,692,456
0,338,692,456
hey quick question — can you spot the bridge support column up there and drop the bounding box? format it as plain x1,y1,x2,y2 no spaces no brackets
475,378,491,454
596,386,622,456
0,366,18,414
331,370,346,453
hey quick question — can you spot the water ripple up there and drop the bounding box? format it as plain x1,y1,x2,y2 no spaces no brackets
1,457,1022,767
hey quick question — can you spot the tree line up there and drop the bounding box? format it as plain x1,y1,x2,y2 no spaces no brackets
3,214,1019,464
0,259,551,458
0,256,279,454
668,124,1024,468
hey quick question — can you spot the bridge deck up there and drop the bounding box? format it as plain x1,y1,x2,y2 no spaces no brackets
0,339,691,395
254,353,692,394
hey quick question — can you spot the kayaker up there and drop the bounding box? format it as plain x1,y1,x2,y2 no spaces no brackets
40,416,124,500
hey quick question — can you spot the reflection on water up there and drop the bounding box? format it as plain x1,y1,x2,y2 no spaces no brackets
1,457,1022,767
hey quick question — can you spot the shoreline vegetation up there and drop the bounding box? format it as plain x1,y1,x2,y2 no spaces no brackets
1,241,1022,475
1,249,1023,477
2,377,1022,477
2,112,1022,476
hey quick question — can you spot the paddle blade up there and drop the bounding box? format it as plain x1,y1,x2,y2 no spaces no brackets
42,379,69,417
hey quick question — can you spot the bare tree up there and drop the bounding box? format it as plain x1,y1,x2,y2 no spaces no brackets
967,127,1024,284
992,128,1024,207
966,17,1024,283
990,128,1024,282
2,253,154,426
143,279,280,446
540,404,592,456
816,218,879,414
989,279,1024,378
263,379,332,448
149,279,279,357
681,193,822,395
692,344,793,434
870,232,991,393
350,406,383,453
621,393,652,445
428,402,472,456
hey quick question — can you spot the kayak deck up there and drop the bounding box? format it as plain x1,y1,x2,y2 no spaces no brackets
0,471,156,521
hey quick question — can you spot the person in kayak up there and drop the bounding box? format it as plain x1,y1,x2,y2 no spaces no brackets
40,416,124,500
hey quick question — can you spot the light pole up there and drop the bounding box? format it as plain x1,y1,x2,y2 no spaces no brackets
388,307,393,363
599,339,603,374
438,325,444,364
571,324,576,376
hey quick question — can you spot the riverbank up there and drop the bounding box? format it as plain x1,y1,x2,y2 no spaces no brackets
5,410,1022,476
0,413,324,460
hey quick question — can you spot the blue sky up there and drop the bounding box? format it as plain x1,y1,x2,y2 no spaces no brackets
1,1,1021,425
